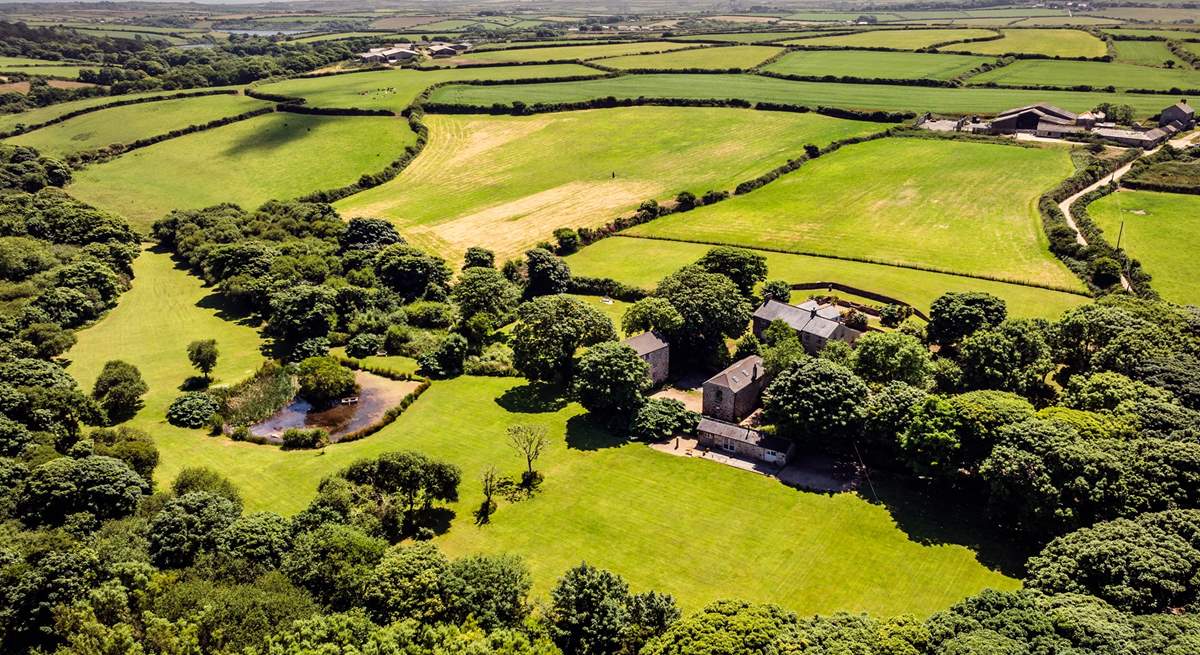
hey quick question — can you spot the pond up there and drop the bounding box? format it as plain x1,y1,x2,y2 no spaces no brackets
250,370,421,443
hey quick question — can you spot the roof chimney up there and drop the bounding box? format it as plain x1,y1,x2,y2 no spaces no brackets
752,363,759,380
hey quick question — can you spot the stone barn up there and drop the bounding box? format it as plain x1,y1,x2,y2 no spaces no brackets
697,418,794,465
702,355,767,423
623,331,670,386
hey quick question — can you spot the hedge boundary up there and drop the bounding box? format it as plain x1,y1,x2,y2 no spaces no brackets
0,89,240,139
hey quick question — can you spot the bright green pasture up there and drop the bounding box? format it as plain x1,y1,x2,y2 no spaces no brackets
67,249,1018,616
68,27,187,44
454,41,697,64
335,107,887,262
675,31,822,43
69,113,415,230
0,64,95,78
1114,40,1185,67
1010,16,1119,26
6,94,269,158
0,55,84,67
765,49,992,80
969,59,1200,90
253,64,601,112
940,29,1107,57
1089,190,1200,305
597,45,782,69
628,138,1082,290
426,73,1182,117
0,88,240,134
564,237,1088,319
1104,28,1200,40
785,28,995,49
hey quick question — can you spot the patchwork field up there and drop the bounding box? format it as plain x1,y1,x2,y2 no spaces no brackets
427,73,1181,117
940,29,1107,57
1089,190,1200,305
6,93,270,158
765,49,992,80
1114,40,1185,68
566,237,1088,319
66,249,1018,617
676,31,823,43
0,88,240,133
627,138,1082,290
69,112,415,230
597,45,782,70
968,59,1200,91
252,63,601,112
335,107,887,261
452,41,697,64
1103,28,1200,40
784,28,995,49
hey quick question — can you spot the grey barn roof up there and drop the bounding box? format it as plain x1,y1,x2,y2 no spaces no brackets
705,355,764,393
698,417,792,453
754,298,811,331
997,103,1077,122
623,331,669,357
803,315,841,339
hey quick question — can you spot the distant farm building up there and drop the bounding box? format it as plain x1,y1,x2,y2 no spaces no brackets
752,299,863,355
1159,99,1195,129
623,331,670,386
697,417,794,465
920,100,1192,148
428,45,458,57
357,46,418,64
702,355,767,423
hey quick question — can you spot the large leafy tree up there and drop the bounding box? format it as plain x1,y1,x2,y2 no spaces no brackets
523,247,571,297
572,342,650,420
366,542,456,625
927,291,1007,347
451,266,520,320
642,599,805,655
282,524,387,611
373,244,451,301
655,265,750,359
763,358,868,447
90,360,148,424
547,562,678,655
621,297,683,336
148,490,241,569
511,295,616,382
957,319,1054,398
18,455,147,527
850,331,932,388
695,246,767,298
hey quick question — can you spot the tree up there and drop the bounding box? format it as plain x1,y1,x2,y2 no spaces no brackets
374,244,451,300
90,426,158,482
630,397,698,442
851,332,932,388
330,450,461,540
508,424,549,482
554,227,580,255
927,292,1007,347
186,339,219,381
297,356,358,406
524,247,571,297
172,466,244,509
696,246,767,298
762,359,868,447
216,511,291,572
90,360,148,423
573,342,650,420
18,322,75,359
957,319,1054,398
418,334,468,378
452,266,520,320
340,217,402,252
366,542,455,624
166,392,220,428
449,553,533,630
642,600,804,655
655,266,750,359
463,246,495,269
267,284,339,347
878,304,914,328
511,295,616,382
761,279,791,303
1091,256,1122,288
18,455,148,527
148,491,241,568
621,297,683,336
283,524,387,611
479,465,500,521
546,563,632,655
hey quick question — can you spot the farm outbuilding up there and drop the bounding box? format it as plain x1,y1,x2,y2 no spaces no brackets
1159,99,1195,129
623,331,670,386
702,355,767,423
751,299,863,355
697,417,793,465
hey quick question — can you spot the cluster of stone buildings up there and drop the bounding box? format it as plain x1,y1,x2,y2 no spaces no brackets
357,41,471,64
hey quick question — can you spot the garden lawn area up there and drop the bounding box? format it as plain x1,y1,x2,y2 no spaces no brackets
565,236,1088,319
675,31,822,43
940,29,1107,57
968,59,1200,91
68,112,415,230
0,88,241,133
1114,40,1185,68
597,45,782,70
783,28,995,49
1088,190,1200,305
331,347,420,376
7,93,270,158
252,63,601,112
334,106,888,262
453,41,697,64
765,49,992,80
627,138,1083,291
425,73,1179,117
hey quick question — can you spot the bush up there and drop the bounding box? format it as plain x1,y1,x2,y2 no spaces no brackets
167,392,221,429
405,301,456,328
281,428,329,450
630,398,698,442
346,333,383,359
297,357,358,407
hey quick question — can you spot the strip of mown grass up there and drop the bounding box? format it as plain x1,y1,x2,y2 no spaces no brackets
565,236,1088,319
452,41,698,65
7,93,271,158
1088,190,1200,305
1114,40,1185,68
68,112,416,230
334,107,887,262
783,28,996,49
627,138,1083,291
968,58,1200,91
425,73,1182,116
765,49,993,80
598,45,783,69
940,28,1107,57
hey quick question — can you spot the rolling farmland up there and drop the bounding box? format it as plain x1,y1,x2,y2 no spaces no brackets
1089,190,1200,305
597,45,783,69
765,49,992,80
968,59,1200,91
940,28,1107,57
452,41,697,64
782,27,995,49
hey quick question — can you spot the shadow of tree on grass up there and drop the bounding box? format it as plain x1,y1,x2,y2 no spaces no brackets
564,414,626,452
495,382,570,414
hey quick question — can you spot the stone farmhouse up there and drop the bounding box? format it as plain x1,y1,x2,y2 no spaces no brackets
696,417,794,465
623,331,670,386
752,299,864,355
920,100,1194,148
702,354,767,423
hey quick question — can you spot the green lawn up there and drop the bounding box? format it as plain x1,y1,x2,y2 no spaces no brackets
765,49,992,80
67,249,1018,616
940,29,1107,58
69,112,416,231
1088,190,1200,305
968,59,1200,91
785,28,996,49
564,236,1089,319
1103,28,1200,40
453,42,698,64
253,64,602,113
334,107,887,262
331,347,420,376
1114,40,1186,67
627,138,1082,290
425,73,1183,117
0,88,241,134
6,94,270,158
598,45,783,70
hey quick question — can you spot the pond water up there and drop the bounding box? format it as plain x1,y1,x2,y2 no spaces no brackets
250,370,420,443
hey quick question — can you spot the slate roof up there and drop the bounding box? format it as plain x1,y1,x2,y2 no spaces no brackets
997,103,1077,122
1171,101,1195,116
623,331,669,357
705,355,764,393
1036,121,1086,134
803,315,842,339
698,417,793,453
754,299,843,334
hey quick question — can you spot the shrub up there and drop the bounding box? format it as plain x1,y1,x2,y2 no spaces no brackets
297,357,358,407
281,428,330,450
630,398,698,442
346,333,384,359
167,392,221,429
405,301,456,329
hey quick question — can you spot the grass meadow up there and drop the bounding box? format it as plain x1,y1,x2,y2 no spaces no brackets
0,64,96,78
69,112,415,230
783,28,995,49
968,59,1200,91
1089,190,1200,305
1113,40,1185,67
66,249,1018,617
0,88,241,133
452,41,697,64
426,73,1181,117
940,29,1107,57
627,138,1082,290
597,45,783,69
676,31,823,43
1103,28,1200,40
7,94,271,158
334,107,887,262
765,49,993,80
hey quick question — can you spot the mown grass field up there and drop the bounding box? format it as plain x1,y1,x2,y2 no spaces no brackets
253,63,601,112
1114,40,1185,67
0,64,96,78
1089,190,1200,305
940,29,1107,57
0,88,240,133
676,31,822,43
453,41,697,64
426,73,1180,117
968,58,1200,91
6,94,270,158
765,49,992,80
785,28,995,49
565,237,1088,319
67,250,1018,616
69,112,415,230
628,138,1082,290
1104,28,1200,40
334,107,887,262
597,45,782,69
